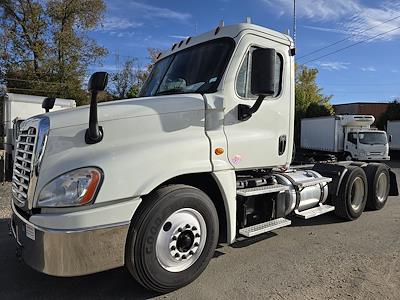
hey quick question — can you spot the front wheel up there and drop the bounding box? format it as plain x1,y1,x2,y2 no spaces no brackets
125,185,219,293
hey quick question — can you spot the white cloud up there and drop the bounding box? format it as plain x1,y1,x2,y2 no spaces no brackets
263,0,400,41
316,61,350,71
130,2,191,22
101,17,143,31
361,66,376,72
301,25,348,34
168,35,190,40
263,0,359,22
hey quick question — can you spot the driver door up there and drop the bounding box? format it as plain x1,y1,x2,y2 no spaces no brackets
223,34,293,169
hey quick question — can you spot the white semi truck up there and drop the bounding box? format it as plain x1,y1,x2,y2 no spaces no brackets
387,120,400,151
301,115,390,161
1,93,76,179
9,22,398,293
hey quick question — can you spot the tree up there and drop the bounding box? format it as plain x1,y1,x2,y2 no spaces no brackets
0,0,107,105
377,99,400,129
110,48,161,99
111,59,136,99
295,64,334,144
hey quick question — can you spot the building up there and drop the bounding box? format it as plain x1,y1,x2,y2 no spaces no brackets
333,102,389,123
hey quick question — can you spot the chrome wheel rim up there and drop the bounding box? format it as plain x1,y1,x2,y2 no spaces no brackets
350,177,365,211
156,208,206,272
376,172,388,203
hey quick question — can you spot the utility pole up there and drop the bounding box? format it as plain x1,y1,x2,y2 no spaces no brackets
293,0,297,45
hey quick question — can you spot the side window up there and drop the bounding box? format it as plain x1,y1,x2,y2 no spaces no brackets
348,133,357,144
236,47,283,99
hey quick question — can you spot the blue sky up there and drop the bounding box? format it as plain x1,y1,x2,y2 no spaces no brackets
89,0,400,104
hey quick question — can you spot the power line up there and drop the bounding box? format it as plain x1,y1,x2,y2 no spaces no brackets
298,14,400,60
302,25,400,64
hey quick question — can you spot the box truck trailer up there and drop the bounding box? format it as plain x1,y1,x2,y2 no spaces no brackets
387,120,400,151
1,93,76,180
301,115,390,161
9,22,398,293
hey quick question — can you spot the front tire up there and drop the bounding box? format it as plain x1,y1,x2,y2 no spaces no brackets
125,185,219,293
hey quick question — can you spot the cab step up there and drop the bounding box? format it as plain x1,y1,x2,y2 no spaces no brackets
239,217,291,237
295,204,335,219
237,184,289,197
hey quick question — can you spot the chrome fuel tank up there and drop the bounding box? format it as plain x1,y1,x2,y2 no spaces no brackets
274,170,329,215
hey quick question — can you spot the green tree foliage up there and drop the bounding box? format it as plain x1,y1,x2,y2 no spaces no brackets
111,48,161,99
377,99,400,129
0,0,107,105
295,64,334,144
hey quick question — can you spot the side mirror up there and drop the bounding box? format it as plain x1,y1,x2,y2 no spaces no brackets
42,97,55,113
238,48,276,121
388,134,392,143
251,48,276,96
85,72,109,144
88,72,108,92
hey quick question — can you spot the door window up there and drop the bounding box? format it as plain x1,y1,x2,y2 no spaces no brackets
236,47,283,99
348,133,357,144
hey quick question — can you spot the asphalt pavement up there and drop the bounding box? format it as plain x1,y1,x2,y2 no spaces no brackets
0,161,399,299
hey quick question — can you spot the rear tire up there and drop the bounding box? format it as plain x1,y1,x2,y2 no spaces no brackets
125,185,219,293
363,163,390,210
334,166,368,220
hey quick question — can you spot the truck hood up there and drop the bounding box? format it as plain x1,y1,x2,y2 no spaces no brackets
45,94,206,129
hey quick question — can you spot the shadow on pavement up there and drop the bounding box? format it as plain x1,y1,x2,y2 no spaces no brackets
0,219,159,299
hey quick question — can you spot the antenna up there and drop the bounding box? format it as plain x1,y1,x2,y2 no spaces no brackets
293,0,296,45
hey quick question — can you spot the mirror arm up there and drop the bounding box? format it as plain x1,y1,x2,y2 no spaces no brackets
85,90,103,144
238,95,266,121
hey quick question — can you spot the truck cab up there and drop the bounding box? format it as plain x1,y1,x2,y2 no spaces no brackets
10,22,397,293
341,115,389,161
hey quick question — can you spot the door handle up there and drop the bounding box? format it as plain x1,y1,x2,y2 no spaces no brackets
278,135,287,156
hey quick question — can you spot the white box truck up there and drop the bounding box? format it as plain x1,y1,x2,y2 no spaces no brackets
1,93,76,180
9,22,398,293
387,120,400,151
301,115,390,161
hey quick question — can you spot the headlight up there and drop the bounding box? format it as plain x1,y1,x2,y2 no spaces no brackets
37,167,103,207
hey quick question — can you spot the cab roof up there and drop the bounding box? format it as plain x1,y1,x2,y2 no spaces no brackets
157,23,293,61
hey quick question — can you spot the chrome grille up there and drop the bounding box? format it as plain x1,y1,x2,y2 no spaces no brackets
12,127,37,207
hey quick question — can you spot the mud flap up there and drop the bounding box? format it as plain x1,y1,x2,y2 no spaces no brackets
389,170,399,196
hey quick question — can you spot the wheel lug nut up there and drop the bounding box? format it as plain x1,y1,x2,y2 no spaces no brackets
195,233,200,238
172,236,177,241
192,226,197,231
175,253,180,258
185,224,191,228
182,255,187,259
178,227,183,232
194,242,199,247
171,246,176,251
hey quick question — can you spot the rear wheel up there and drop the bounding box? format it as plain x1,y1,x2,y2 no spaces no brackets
125,185,219,293
334,166,368,220
363,163,390,210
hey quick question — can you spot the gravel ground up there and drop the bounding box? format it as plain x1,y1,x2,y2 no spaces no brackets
0,162,399,299
0,182,12,220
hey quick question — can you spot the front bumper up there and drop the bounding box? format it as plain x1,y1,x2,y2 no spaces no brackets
10,204,130,277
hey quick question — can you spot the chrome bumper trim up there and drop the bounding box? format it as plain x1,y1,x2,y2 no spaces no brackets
11,205,130,277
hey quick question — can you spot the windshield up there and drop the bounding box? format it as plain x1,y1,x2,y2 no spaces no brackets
358,132,388,145
139,38,234,97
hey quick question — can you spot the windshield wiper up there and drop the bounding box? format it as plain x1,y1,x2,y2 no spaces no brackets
156,88,185,96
